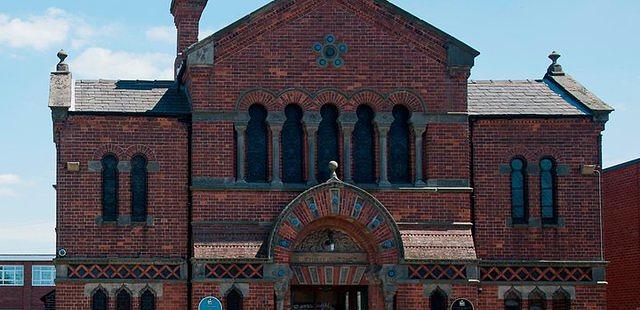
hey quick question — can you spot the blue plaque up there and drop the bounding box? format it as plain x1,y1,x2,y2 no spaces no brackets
198,296,222,310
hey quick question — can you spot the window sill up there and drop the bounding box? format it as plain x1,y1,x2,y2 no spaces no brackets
506,217,565,228
95,215,154,227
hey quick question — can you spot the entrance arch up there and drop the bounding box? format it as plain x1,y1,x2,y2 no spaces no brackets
267,179,405,264
268,174,405,310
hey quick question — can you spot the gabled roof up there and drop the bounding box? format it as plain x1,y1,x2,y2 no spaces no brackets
72,80,190,115
184,0,479,67
468,79,591,116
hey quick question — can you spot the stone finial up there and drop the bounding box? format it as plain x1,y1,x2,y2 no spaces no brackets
56,49,69,72
328,161,339,180
547,51,564,76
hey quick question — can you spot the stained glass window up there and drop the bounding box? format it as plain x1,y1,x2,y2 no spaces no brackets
389,105,410,183
317,104,340,182
246,104,269,182
131,155,148,222
511,158,528,224
282,104,304,183
102,154,119,221
540,158,557,224
353,105,375,183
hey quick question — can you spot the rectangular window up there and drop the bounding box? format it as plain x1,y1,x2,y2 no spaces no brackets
32,265,56,286
0,265,24,286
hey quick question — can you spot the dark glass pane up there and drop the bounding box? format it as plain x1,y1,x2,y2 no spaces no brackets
512,205,525,219
505,298,521,310
429,290,447,310
246,104,268,182
92,290,108,310
542,206,554,219
353,105,376,183
226,289,243,310
529,300,545,310
540,158,553,171
512,189,524,207
541,172,553,189
541,189,553,207
282,104,304,183
389,105,410,183
511,172,524,188
511,159,523,170
317,104,340,182
131,155,148,222
102,155,118,221
116,290,131,310
140,290,156,310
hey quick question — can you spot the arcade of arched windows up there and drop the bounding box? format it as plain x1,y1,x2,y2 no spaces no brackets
233,92,429,187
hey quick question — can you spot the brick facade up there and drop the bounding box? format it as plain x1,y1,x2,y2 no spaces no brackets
49,0,612,309
0,256,55,310
603,159,640,309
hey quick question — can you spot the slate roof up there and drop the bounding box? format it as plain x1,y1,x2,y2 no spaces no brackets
193,223,269,260
72,80,190,114
468,79,591,116
400,227,477,261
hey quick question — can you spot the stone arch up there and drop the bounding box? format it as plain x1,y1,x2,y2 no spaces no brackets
268,179,404,264
235,88,277,112
388,89,427,113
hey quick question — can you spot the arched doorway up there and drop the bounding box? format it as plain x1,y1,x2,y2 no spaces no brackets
268,174,404,310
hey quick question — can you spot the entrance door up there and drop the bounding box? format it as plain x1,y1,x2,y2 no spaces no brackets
291,286,368,310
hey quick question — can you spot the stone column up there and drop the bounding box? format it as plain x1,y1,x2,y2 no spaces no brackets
339,113,357,183
304,112,321,186
413,124,427,186
270,124,283,186
274,279,289,310
375,114,393,187
234,124,247,184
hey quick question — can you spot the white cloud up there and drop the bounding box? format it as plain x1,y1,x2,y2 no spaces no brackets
70,47,174,80
0,7,119,51
146,26,175,43
0,188,17,197
0,174,21,185
0,8,70,50
0,221,55,248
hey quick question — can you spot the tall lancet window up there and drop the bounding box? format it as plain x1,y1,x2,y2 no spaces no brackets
246,104,269,182
317,104,340,182
389,105,411,183
353,104,375,183
282,104,304,183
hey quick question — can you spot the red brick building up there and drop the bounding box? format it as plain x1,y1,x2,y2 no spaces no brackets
48,0,613,309
0,255,56,310
604,158,640,309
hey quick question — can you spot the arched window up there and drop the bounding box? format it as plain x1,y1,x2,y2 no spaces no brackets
131,155,148,222
140,289,156,310
510,158,528,224
226,288,243,310
429,288,448,310
282,104,304,183
540,157,557,224
246,104,269,182
552,289,571,310
528,289,546,310
389,105,411,184
92,288,108,310
317,104,340,182
504,289,522,310
116,289,131,310
353,105,376,183
102,154,119,221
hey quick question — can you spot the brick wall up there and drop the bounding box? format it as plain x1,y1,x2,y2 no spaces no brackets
55,115,189,258
472,118,604,260
603,159,640,309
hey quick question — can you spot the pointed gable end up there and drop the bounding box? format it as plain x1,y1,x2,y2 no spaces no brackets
183,0,478,68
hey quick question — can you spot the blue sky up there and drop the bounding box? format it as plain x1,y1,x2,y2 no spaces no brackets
0,0,638,254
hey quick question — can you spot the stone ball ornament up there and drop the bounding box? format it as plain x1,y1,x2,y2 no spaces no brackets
313,34,348,68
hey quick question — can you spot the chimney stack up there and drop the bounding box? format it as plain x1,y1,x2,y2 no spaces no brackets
171,0,208,74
